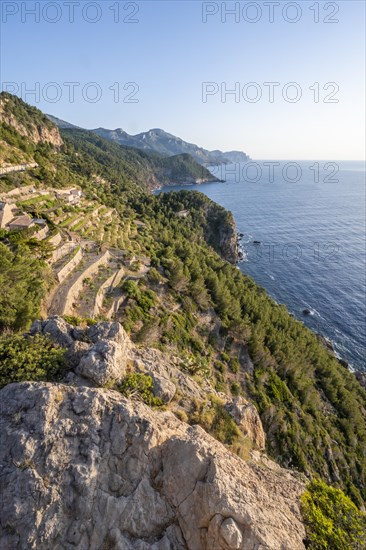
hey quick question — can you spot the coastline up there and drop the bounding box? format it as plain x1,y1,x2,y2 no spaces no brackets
153,176,223,193
158,182,360,376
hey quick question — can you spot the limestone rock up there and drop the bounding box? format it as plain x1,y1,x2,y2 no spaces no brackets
85,321,131,349
28,318,267,455
30,316,74,348
133,347,207,401
76,339,126,386
134,358,176,404
65,340,91,369
225,397,266,451
0,95,63,147
220,517,243,549
151,374,176,404
0,383,306,550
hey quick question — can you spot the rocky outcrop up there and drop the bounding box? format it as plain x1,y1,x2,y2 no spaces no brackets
0,94,63,147
10,318,309,548
218,218,239,264
77,339,128,386
133,347,209,402
29,317,209,404
204,204,239,264
0,382,306,550
30,318,267,444
225,397,266,451
31,316,75,347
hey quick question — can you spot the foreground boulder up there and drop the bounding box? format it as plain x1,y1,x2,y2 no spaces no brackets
0,382,306,549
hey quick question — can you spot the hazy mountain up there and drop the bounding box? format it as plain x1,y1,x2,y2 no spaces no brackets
47,116,249,166
92,127,249,166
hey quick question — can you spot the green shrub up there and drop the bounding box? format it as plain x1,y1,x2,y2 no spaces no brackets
63,315,82,326
63,315,97,327
221,351,230,363
122,279,141,300
118,373,163,407
0,334,67,388
301,479,366,549
230,358,239,373
215,380,227,393
147,267,163,284
214,360,226,373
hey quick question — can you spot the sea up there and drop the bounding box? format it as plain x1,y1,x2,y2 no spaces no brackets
159,160,366,372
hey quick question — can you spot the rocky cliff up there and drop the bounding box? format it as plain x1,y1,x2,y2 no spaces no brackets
204,206,239,264
0,93,63,148
0,318,307,549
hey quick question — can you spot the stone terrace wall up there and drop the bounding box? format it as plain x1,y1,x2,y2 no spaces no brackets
47,232,62,248
56,247,83,283
93,267,125,317
60,251,111,315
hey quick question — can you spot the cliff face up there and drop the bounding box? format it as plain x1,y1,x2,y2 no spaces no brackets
205,205,239,264
0,318,307,549
0,93,63,148
218,216,239,264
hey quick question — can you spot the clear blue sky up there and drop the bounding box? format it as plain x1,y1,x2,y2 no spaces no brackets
1,1,365,159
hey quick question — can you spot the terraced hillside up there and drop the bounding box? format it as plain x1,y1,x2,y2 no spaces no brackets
0,184,153,323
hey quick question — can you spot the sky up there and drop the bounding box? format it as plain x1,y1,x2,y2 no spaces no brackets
1,0,365,159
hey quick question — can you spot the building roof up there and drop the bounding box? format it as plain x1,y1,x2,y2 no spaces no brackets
8,215,34,228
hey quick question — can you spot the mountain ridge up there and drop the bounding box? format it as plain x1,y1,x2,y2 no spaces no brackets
47,114,250,166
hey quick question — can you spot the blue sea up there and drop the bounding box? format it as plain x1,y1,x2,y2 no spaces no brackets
161,160,366,371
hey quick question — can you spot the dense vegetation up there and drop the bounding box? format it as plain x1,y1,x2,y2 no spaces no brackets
0,90,216,195
0,238,51,331
0,333,66,389
1,93,365,513
153,152,216,183
301,479,366,549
